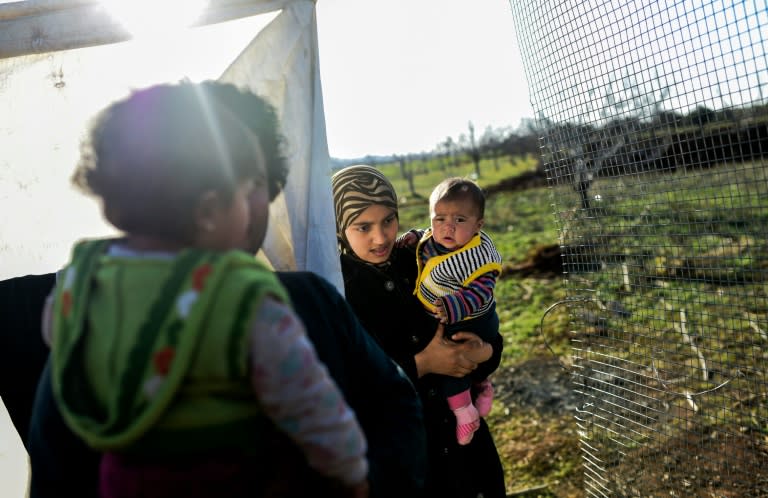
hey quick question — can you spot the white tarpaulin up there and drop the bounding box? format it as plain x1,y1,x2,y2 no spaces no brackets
0,1,342,495
0,0,343,289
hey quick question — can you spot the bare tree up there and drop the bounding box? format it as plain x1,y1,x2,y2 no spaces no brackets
543,68,674,210
436,140,450,172
396,154,416,198
480,125,509,171
443,136,461,169
467,121,481,179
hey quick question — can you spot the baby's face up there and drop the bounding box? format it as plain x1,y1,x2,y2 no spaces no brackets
207,135,271,254
430,198,484,250
201,177,269,253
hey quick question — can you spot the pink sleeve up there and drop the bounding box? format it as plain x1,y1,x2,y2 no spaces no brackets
247,297,368,486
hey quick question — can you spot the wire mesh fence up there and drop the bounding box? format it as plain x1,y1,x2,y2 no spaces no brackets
509,1,768,496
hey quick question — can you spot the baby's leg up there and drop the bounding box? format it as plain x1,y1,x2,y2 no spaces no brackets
446,389,480,446
473,378,494,417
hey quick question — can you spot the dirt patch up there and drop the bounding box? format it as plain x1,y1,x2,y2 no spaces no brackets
495,356,580,415
490,351,768,497
491,356,585,497
484,169,548,195
501,244,563,278
609,429,768,498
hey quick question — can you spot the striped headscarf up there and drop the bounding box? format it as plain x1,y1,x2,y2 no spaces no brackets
331,165,398,253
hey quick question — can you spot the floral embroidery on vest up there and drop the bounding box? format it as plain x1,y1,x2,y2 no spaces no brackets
144,263,212,398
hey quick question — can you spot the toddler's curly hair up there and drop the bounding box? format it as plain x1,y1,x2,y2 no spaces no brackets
72,81,288,243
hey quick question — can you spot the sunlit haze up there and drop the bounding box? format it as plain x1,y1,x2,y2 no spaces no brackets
100,0,208,37
316,0,533,159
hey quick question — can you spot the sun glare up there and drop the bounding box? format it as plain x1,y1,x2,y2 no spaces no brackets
0,4,278,282
100,0,208,38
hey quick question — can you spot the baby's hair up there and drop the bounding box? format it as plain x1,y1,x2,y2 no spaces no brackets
72,81,287,243
199,81,288,201
429,177,486,218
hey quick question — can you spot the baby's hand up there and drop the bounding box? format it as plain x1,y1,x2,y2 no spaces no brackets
433,299,448,324
396,231,418,248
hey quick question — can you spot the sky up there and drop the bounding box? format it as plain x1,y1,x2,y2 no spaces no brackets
0,0,533,160
315,0,534,159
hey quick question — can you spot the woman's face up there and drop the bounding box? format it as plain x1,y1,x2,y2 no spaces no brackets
344,204,399,264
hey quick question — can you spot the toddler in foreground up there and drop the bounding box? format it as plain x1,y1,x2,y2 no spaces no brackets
44,82,369,498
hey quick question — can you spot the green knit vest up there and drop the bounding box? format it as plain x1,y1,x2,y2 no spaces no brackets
51,239,290,454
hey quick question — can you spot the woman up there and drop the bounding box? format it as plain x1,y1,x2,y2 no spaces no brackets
331,165,506,498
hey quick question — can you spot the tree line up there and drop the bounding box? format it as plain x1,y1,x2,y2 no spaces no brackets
331,100,768,208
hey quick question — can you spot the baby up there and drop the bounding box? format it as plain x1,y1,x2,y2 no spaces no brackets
399,177,502,445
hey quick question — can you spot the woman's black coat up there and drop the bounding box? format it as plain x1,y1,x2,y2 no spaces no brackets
341,246,507,498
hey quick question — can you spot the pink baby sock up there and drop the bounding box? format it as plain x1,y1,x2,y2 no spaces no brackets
474,379,494,417
447,390,480,445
